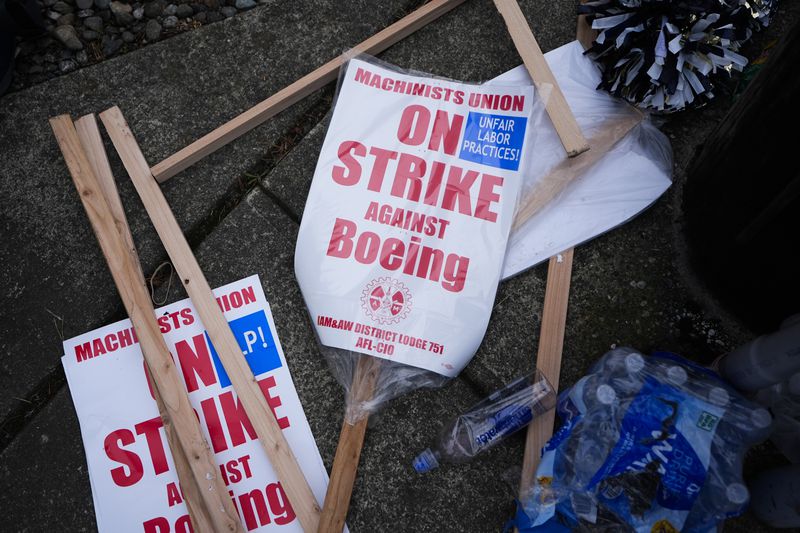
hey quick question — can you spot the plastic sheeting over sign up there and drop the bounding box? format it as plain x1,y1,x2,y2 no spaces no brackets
498,41,673,279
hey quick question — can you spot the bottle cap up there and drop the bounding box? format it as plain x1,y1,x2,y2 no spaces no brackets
751,408,772,429
412,448,440,474
625,353,645,374
596,384,617,405
666,366,688,386
708,387,730,407
726,483,749,505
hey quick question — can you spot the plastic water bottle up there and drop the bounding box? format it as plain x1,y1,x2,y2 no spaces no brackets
553,376,623,488
412,370,555,473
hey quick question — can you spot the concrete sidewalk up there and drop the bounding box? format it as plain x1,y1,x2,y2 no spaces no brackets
1,0,797,531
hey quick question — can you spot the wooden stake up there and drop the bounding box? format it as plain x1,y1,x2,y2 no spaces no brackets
318,356,381,533
151,0,469,183
73,114,214,532
518,248,573,497
517,3,597,505
493,0,590,157
576,13,596,51
99,106,322,533
50,114,243,533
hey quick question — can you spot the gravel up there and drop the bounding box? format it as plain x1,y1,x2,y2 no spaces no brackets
52,25,83,50
56,13,76,25
143,1,164,18
7,0,268,93
144,18,162,41
52,1,73,14
109,1,133,25
83,15,103,31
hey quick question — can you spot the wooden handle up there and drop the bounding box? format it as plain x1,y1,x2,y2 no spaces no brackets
318,356,382,533
51,114,243,533
73,114,214,532
99,107,321,532
493,0,589,157
518,249,573,497
317,417,369,533
576,14,597,51
151,0,468,182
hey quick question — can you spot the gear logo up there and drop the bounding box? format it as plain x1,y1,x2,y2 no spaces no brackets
361,277,412,324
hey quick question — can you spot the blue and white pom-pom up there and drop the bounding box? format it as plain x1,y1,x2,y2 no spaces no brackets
579,0,777,112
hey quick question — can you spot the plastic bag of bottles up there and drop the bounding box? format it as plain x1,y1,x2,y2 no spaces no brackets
516,348,772,533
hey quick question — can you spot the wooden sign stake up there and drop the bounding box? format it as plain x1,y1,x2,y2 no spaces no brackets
517,0,599,506
50,114,243,533
72,114,215,532
99,106,322,533
493,0,590,157
518,249,573,496
318,356,380,533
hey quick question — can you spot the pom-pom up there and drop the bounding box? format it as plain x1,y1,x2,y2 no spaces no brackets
579,0,777,112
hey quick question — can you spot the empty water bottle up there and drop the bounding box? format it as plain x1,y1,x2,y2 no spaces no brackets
413,370,556,473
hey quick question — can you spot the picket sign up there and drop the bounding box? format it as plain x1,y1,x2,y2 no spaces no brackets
72,114,216,532
52,6,477,531
49,115,244,532
315,3,591,531
98,107,322,533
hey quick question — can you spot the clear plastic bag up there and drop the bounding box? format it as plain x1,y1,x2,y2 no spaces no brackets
517,348,772,532
295,54,549,422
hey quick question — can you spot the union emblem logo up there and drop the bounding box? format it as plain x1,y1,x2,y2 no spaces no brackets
360,277,412,324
